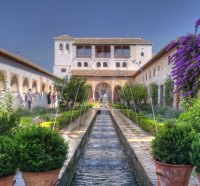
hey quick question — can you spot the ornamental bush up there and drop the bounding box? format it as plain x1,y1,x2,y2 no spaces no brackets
179,98,200,132
151,121,196,165
15,126,68,172
190,134,200,173
0,136,18,178
0,112,20,135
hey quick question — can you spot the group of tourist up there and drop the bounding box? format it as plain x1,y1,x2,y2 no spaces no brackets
24,89,57,111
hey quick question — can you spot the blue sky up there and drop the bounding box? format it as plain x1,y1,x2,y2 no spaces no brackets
0,0,199,72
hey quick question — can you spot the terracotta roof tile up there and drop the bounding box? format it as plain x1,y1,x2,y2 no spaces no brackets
54,35,151,45
74,38,151,45
54,34,73,40
0,48,59,79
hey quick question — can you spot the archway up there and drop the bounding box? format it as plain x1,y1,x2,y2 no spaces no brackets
10,75,19,92
32,80,37,93
95,82,111,102
113,85,122,103
23,78,29,93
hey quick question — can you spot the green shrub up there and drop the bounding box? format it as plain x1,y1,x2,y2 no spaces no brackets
151,121,196,164
40,121,59,130
20,117,33,126
179,98,200,132
122,109,163,135
0,136,18,178
190,134,200,173
0,112,20,135
15,126,68,172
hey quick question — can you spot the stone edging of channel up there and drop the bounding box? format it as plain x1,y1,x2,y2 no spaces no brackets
110,109,157,186
57,109,97,186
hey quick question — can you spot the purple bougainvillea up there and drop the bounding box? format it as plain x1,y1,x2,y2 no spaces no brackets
167,18,200,98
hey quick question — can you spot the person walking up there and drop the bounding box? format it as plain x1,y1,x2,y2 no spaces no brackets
52,93,56,109
27,89,33,111
47,92,52,108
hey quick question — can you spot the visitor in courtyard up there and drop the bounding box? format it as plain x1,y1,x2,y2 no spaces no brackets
52,92,56,108
47,92,52,108
26,89,34,111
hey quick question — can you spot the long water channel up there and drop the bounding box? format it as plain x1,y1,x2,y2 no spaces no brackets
71,110,138,185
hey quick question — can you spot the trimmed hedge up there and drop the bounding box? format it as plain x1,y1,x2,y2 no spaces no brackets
15,126,68,172
40,105,92,130
0,136,18,178
121,109,164,135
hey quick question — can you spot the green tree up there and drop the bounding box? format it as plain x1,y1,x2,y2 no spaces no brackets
164,78,174,106
150,83,158,106
121,84,147,110
55,76,88,109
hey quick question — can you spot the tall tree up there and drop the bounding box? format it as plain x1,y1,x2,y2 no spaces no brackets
55,76,88,109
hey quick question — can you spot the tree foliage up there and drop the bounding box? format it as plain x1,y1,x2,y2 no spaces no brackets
121,84,147,110
55,76,88,109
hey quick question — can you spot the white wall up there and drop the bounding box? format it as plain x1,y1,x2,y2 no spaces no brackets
0,56,56,109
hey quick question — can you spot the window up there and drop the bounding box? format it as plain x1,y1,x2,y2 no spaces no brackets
84,62,88,67
59,44,63,51
114,46,130,58
77,62,82,67
97,62,101,67
122,62,127,68
116,62,120,68
149,70,151,79
141,52,144,56
158,65,160,71
61,68,66,72
146,73,147,81
153,68,156,77
103,62,107,67
95,46,111,58
77,45,92,58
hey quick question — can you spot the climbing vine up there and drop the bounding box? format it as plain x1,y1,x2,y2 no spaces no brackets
150,83,158,105
164,78,174,106
0,70,7,90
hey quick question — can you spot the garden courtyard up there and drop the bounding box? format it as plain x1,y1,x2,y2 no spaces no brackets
0,19,200,186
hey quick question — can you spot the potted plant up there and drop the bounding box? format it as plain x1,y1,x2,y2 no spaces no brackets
0,136,18,186
15,126,68,186
190,134,200,183
151,121,196,186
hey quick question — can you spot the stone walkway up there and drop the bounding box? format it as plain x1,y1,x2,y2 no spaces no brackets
111,109,199,186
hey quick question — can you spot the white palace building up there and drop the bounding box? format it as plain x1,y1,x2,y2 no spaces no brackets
0,34,179,109
53,34,179,108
